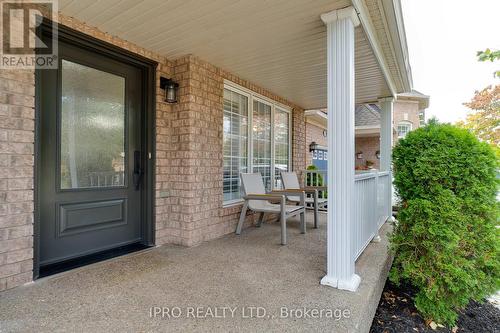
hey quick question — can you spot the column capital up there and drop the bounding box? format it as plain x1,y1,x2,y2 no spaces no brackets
321,6,360,27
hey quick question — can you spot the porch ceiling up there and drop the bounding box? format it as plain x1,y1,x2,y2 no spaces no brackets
59,0,392,109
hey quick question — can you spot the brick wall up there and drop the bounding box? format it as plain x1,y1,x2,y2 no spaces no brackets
292,109,306,184
303,100,422,172
305,121,380,170
393,100,421,144
355,136,380,169
158,55,225,246
0,15,307,290
161,55,306,245
154,62,178,246
353,101,422,171
0,69,35,291
305,122,327,167
393,100,420,130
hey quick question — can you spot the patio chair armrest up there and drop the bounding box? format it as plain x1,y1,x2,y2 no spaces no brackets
243,194,286,203
270,190,305,206
304,186,328,191
270,189,305,195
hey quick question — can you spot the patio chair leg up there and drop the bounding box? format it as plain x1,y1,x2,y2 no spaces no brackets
300,210,306,234
236,201,248,235
280,213,287,245
257,212,264,227
313,191,319,229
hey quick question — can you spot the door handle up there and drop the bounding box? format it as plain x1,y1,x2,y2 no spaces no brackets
133,150,143,190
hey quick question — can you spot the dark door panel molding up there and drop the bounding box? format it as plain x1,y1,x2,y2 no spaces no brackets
57,199,128,237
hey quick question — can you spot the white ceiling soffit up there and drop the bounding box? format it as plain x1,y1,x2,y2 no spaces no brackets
353,0,413,94
355,126,380,137
59,0,392,109
305,109,327,129
398,90,430,109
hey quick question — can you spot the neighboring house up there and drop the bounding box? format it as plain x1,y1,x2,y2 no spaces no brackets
0,0,413,301
305,90,430,170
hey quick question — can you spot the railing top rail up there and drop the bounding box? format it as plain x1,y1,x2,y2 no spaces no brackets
304,169,390,181
354,172,378,181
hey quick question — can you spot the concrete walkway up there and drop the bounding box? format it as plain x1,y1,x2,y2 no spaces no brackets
0,213,392,333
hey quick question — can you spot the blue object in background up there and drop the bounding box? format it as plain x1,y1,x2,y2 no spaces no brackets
312,149,328,185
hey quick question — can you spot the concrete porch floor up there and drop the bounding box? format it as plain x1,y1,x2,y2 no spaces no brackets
0,213,393,333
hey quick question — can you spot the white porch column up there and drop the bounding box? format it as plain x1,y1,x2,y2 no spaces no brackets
320,7,360,292
379,98,394,172
379,98,394,220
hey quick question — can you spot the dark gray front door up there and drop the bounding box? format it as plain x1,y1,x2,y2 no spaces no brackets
39,39,145,266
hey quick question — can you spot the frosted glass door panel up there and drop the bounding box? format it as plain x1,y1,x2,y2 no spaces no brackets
60,60,126,189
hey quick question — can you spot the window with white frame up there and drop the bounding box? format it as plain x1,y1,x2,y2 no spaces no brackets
223,89,249,202
274,107,290,189
223,83,291,204
397,121,412,139
252,99,272,191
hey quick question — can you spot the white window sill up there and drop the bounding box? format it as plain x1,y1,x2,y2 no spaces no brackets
223,199,244,208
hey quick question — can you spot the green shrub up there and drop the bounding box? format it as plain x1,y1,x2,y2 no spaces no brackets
390,122,500,326
306,165,327,198
306,165,324,186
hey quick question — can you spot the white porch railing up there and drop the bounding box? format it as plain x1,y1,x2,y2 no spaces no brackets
353,171,392,260
376,171,392,227
303,169,392,260
304,169,328,208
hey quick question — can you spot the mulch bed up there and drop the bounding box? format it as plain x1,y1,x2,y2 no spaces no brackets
370,280,500,333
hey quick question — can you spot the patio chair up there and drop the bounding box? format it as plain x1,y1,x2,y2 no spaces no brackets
280,171,327,229
235,173,306,245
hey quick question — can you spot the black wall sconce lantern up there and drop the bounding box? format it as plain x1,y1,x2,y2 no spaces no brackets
160,77,179,103
309,141,318,152
356,152,363,159
375,150,381,159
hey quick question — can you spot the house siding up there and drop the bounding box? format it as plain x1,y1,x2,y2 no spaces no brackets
0,15,306,290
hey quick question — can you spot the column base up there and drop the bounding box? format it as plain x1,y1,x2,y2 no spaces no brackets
320,274,361,292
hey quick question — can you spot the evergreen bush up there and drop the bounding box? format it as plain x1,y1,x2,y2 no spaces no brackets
390,122,499,326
